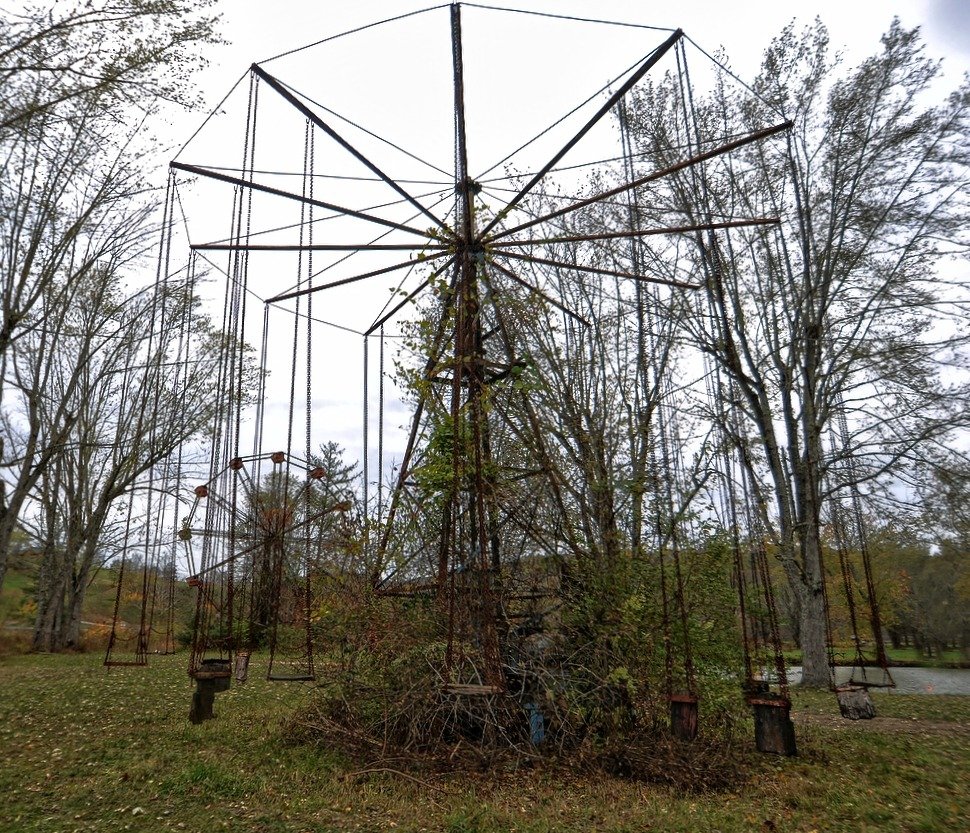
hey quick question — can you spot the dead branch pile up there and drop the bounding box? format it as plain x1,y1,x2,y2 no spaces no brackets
289,558,753,790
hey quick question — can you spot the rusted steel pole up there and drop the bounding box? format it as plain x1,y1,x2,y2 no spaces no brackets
478,28,684,238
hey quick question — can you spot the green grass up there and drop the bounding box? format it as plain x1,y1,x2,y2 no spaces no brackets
0,567,35,625
791,687,970,722
0,557,115,630
0,651,968,832
882,646,968,666
783,646,969,668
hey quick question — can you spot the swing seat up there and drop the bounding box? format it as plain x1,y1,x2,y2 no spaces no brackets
443,683,503,696
669,693,698,741
845,668,896,689
835,684,876,720
194,658,232,692
834,654,896,692
267,674,316,682
749,694,797,756
193,667,231,679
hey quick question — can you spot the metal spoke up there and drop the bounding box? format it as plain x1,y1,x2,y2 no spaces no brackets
486,259,590,327
494,249,700,290
365,255,456,335
489,217,780,247
477,29,683,238
192,242,449,252
265,251,450,303
171,161,436,239
253,64,451,233
486,120,792,242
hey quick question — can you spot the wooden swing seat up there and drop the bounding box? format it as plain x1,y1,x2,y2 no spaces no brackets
443,683,503,696
194,658,232,680
835,683,877,720
193,668,232,680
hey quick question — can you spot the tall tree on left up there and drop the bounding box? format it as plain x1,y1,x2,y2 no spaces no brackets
18,271,235,651
0,1,219,593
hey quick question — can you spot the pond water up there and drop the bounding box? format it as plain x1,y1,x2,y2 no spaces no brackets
787,665,970,695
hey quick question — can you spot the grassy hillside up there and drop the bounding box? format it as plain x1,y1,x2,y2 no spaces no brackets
0,552,123,628
1,556,191,655
0,565,34,626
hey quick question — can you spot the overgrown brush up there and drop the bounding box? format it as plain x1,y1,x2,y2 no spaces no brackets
288,539,754,791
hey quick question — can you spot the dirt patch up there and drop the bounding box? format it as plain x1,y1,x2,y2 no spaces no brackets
793,710,970,737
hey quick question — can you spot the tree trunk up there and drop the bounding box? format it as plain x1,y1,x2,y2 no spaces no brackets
797,587,829,687
32,582,65,652
60,578,86,649
794,512,830,687
59,538,99,650
32,540,69,652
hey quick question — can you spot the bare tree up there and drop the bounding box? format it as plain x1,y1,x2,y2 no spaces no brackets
626,20,970,684
0,0,218,135
21,272,231,650
0,129,157,588
0,0,218,592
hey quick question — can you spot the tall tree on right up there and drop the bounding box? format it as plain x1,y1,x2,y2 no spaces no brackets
627,20,970,685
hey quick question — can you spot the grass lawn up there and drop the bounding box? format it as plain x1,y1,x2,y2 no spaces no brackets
783,646,969,668
881,647,968,667
0,651,967,832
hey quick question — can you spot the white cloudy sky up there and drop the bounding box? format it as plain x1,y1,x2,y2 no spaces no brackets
162,1,970,493
204,0,970,88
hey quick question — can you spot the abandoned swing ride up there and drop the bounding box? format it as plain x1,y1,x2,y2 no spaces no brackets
103,3,893,758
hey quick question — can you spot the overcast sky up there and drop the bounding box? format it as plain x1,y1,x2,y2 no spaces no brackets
201,0,970,91
164,1,970,496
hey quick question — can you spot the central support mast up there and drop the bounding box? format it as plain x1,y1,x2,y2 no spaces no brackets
440,2,504,691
